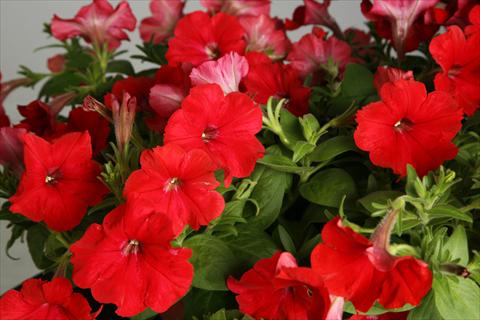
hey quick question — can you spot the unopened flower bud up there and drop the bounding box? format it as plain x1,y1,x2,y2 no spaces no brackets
82,95,112,122
112,92,136,153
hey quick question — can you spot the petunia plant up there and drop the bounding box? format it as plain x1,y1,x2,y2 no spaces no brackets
0,0,479,319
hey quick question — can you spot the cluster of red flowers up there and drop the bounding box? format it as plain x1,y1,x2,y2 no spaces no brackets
0,0,479,319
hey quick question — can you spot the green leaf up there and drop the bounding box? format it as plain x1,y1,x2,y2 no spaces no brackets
309,136,358,163
27,224,54,269
257,154,306,174
428,205,473,223
279,109,304,146
433,275,480,320
107,60,135,75
249,166,292,229
224,226,277,268
300,168,357,207
408,291,442,320
39,72,84,97
184,234,237,291
292,141,316,162
344,301,414,316
131,308,157,320
444,225,469,265
184,288,232,319
299,114,320,143
358,191,403,213
277,225,296,253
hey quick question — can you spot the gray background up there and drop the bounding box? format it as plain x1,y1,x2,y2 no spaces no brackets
0,0,364,293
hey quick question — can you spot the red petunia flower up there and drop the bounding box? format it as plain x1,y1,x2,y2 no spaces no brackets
285,0,341,37
239,14,290,61
243,56,311,116
166,11,246,67
201,0,270,17
148,66,191,131
349,311,409,320
139,0,185,44
15,100,65,139
9,132,108,231
311,215,433,313
227,251,331,320
373,66,414,92
67,108,110,156
466,4,480,38
190,52,249,94
287,33,351,80
0,104,9,127
124,143,225,233
70,198,193,317
361,0,440,59
0,277,95,320
109,76,156,111
0,127,26,175
47,54,66,73
354,80,462,177
51,0,136,50
164,84,264,186
430,25,480,116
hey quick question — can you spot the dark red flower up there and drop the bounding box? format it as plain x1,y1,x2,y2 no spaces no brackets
0,277,95,320
110,76,156,111
287,33,351,80
124,143,225,233
345,28,375,60
139,0,185,44
361,0,441,58
311,215,432,313
285,0,341,37
373,66,414,92
239,14,290,61
51,0,136,50
349,311,409,320
9,132,107,231
227,251,331,320
67,108,110,156
243,57,311,116
0,127,26,174
70,198,193,317
430,25,480,115
166,11,246,66
15,100,65,139
354,80,462,177
201,0,270,17
47,54,66,73
147,66,191,131
0,104,9,127
164,84,264,186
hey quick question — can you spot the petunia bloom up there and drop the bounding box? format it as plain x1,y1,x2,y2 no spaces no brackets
201,0,270,17
311,214,433,313
164,84,264,186
354,80,463,177
190,52,249,94
373,66,414,91
139,0,185,44
287,32,351,80
0,105,9,127
166,11,246,66
123,144,225,233
47,54,66,73
0,127,26,174
466,4,480,38
227,251,331,320
70,198,193,317
67,107,110,156
285,0,342,38
9,132,108,231
109,76,156,111
51,0,136,50
0,277,95,320
361,0,440,59
239,14,290,61
429,25,480,116
243,55,311,116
